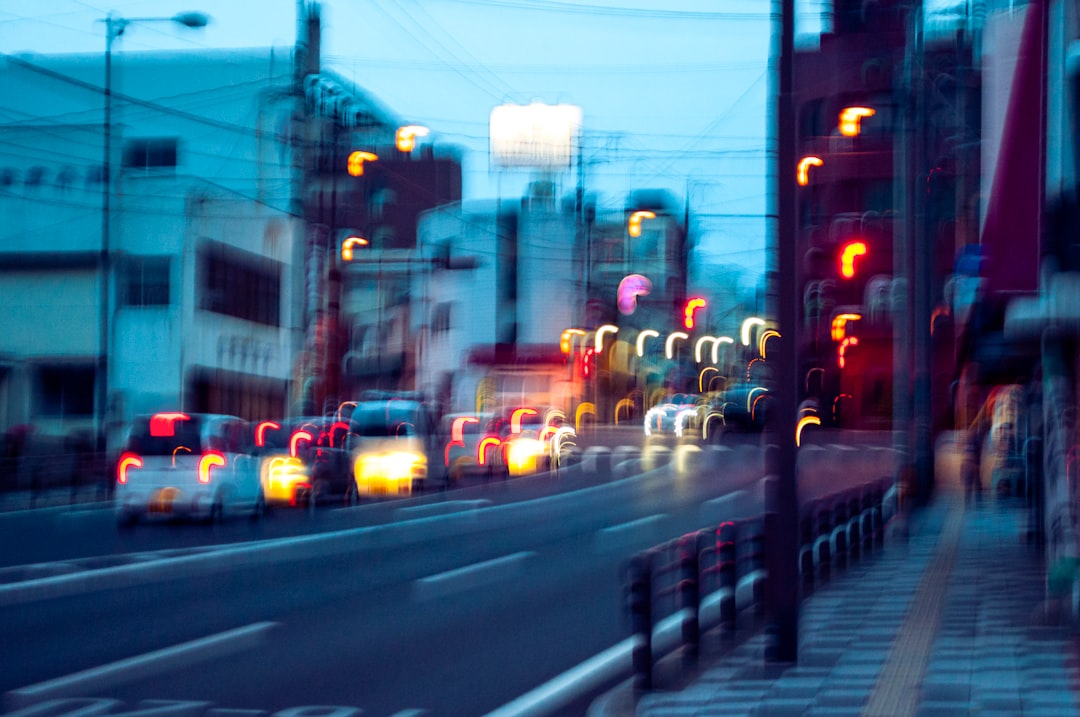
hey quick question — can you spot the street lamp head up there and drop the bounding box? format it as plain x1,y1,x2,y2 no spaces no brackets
172,12,210,29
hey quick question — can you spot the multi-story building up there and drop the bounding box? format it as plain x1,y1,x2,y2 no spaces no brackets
0,47,305,454
413,181,690,424
0,5,460,464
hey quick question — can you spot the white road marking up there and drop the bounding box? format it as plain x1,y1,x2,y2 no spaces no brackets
387,710,428,717
394,499,492,519
413,551,534,602
5,621,278,710
592,514,667,552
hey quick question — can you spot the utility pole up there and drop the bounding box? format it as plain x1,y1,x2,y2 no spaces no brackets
766,0,800,664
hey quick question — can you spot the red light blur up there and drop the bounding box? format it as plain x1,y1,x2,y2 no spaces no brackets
329,421,349,447
150,412,190,438
255,421,280,447
290,430,313,459
117,452,143,484
684,297,706,329
510,408,537,434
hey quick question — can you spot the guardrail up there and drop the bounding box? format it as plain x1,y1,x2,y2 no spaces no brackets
624,476,896,690
0,452,112,511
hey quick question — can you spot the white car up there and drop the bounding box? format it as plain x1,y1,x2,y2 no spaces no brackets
114,412,265,526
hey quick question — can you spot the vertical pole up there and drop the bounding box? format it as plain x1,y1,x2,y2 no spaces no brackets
766,0,799,664
97,18,115,458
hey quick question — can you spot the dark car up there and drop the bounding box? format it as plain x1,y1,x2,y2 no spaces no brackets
254,416,353,508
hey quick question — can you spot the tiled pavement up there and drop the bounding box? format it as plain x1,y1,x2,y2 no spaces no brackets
591,493,1080,716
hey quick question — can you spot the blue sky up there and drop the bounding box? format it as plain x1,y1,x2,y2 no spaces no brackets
1,0,823,285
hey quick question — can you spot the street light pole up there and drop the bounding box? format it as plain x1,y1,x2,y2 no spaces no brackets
95,12,208,456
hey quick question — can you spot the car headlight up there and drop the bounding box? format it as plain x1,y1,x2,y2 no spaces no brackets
507,438,545,471
357,451,427,482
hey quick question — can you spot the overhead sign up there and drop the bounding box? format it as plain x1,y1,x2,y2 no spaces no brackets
489,102,582,169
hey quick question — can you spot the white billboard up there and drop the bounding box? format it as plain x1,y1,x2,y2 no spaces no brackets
489,102,582,169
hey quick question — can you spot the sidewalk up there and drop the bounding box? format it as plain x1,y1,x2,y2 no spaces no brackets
590,490,1080,716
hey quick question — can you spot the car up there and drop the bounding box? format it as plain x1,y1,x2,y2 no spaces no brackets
440,412,496,484
345,399,441,499
644,394,701,439
487,406,567,478
114,412,264,526
253,416,353,508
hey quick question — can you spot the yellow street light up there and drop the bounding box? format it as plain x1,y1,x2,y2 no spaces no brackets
396,125,429,152
341,236,369,261
831,313,862,342
347,150,378,177
560,328,586,355
627,210,656,238
838,106,875,137
797,156,823,186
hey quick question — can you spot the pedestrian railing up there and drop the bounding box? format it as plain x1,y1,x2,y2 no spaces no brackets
624,476,896,690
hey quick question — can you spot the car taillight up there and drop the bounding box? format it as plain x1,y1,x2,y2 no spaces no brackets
117,452,143,484
199,451,226,484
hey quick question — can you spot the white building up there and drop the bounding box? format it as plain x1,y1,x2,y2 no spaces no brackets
0,40,401,455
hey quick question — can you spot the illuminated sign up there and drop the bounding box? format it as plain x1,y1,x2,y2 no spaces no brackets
489,102,582,169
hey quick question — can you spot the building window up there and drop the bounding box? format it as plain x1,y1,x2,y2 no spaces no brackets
24,166,47,189
120,256,170,307
36,365,96,417
431,302,452,334
123,137,179,172
197,241,281,326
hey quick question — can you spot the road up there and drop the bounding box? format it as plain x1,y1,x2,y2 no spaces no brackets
0,432,897,716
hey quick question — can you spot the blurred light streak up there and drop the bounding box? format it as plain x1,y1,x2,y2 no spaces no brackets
198,451,225,484
758,329,780,358
665,331,689,360
698,366,719,392
346,150,377,176
684,297,706,329
839,241,867,279
560,328,586,354
117,452,142,484
150,412,189,437
575,402,596,431
839,106,875,136
595,324,618,353
618,274,653,315
255,421,280,448
290,430,313,459
831,313,862,341
627,210,656,237
636,329,660,357
741,317,765,346
396,124,429,152
797,156,823,186
795,415,821,447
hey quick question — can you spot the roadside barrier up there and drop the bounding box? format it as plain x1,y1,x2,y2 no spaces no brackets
623,476,894,691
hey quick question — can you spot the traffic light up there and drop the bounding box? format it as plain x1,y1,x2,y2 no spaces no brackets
581,347,595,378
838,240,867,279
683,297,706,329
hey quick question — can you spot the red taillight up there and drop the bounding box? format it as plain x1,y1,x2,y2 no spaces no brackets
478,437,501,465
117,452,143,484
198,451,226,484
150,412,190,437
255,420,280,448
290,430,313,459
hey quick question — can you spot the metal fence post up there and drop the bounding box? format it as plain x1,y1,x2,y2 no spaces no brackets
680,532,702,663
627,551,653,691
